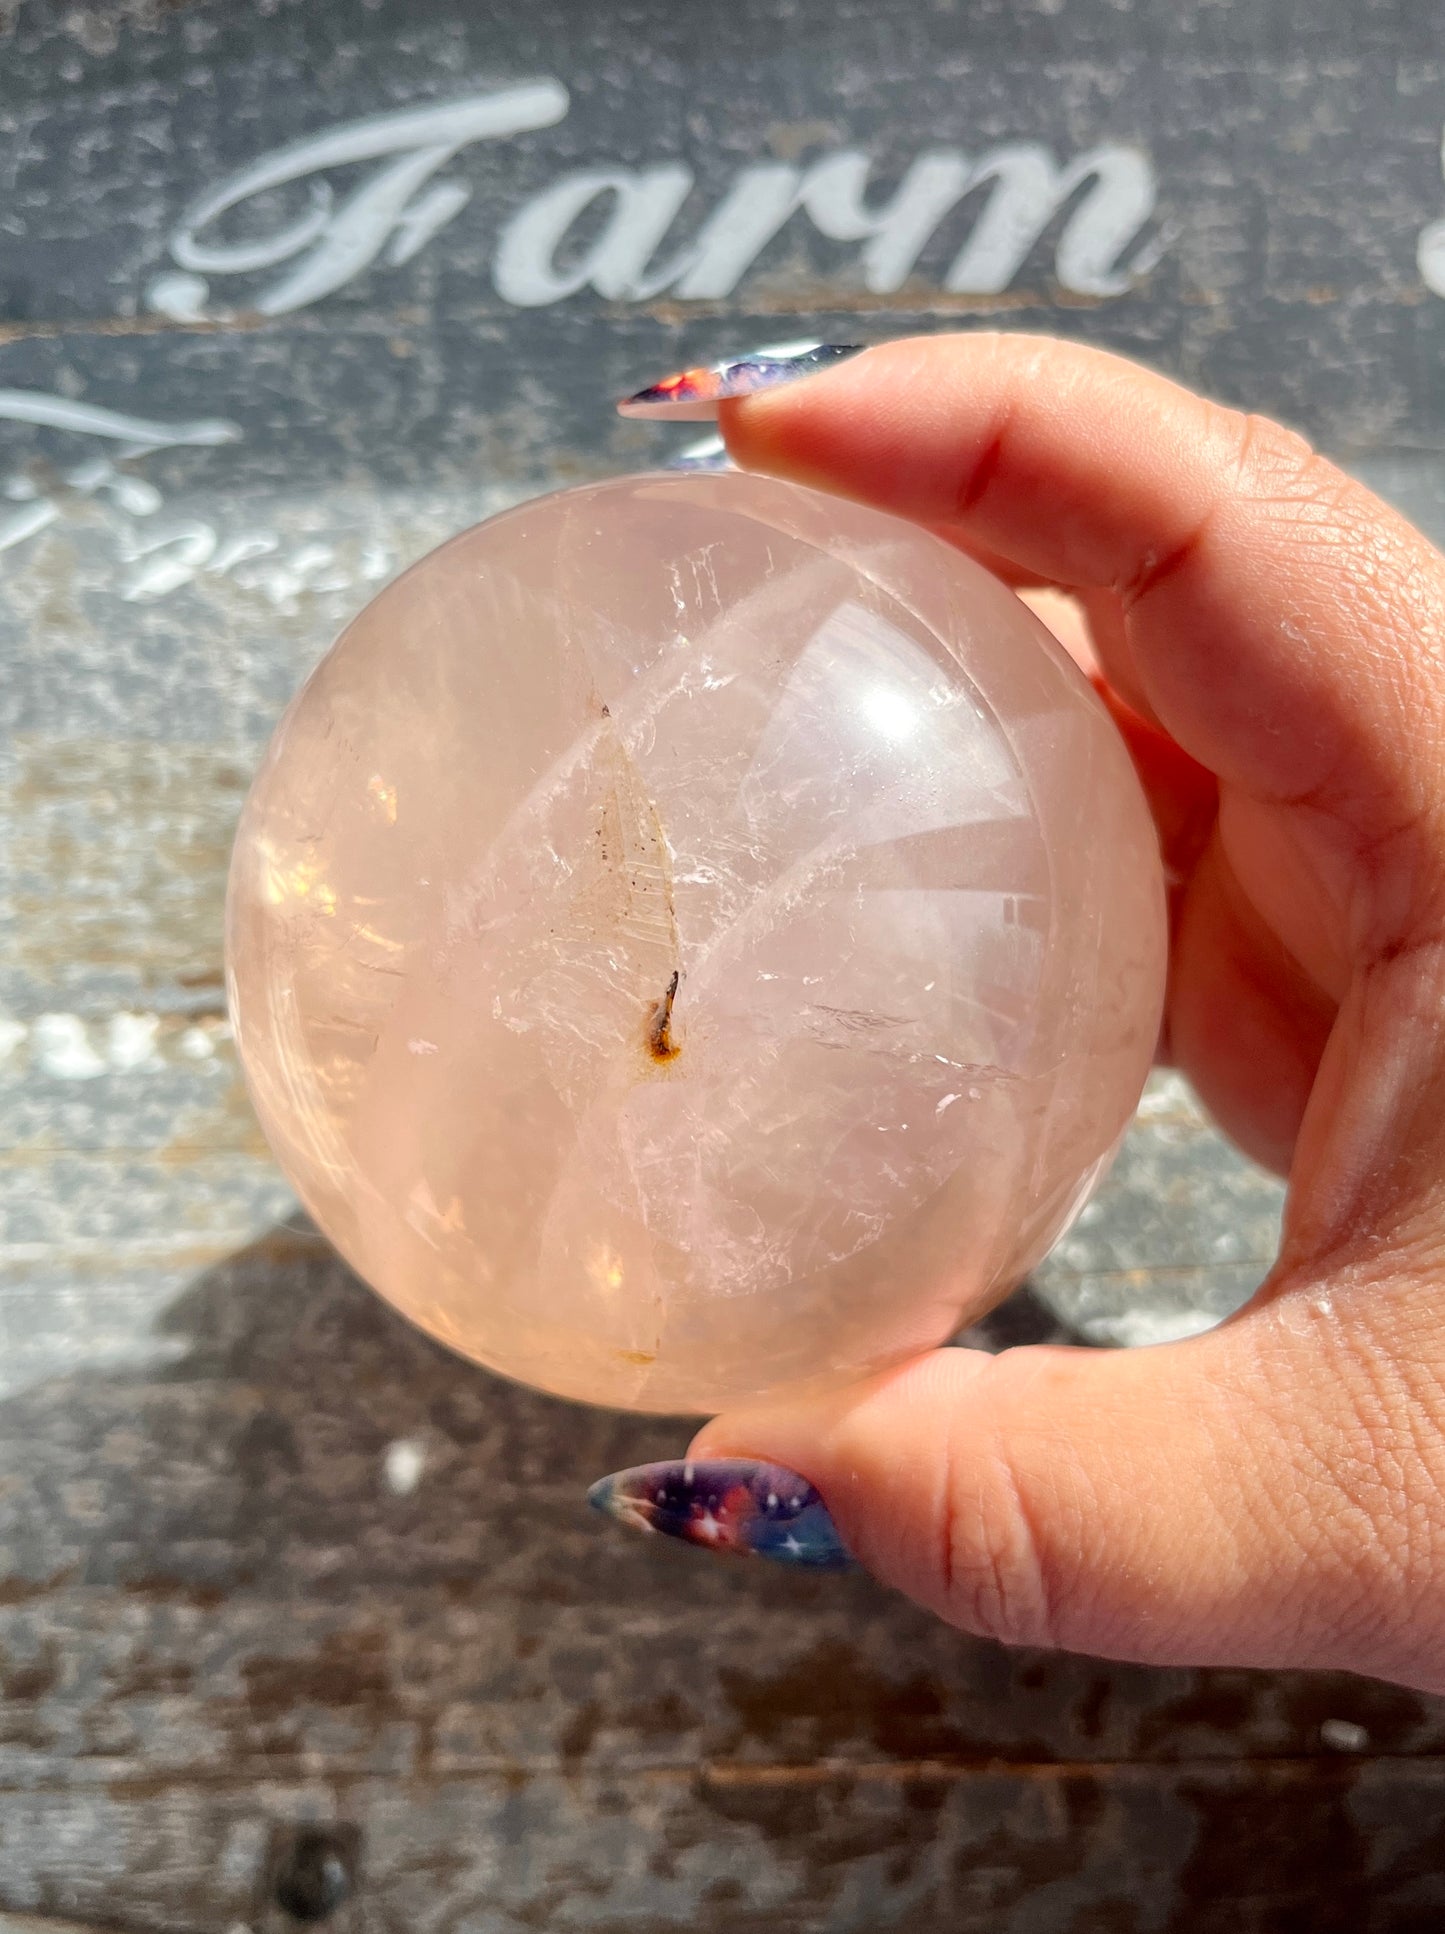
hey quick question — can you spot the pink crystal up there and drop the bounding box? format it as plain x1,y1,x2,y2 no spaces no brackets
226,473,1166,1412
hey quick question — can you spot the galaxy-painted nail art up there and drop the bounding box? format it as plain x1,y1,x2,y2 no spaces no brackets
618,342,865,421
588,1458,853,1569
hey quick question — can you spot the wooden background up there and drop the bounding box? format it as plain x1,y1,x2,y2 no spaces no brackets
2,1,1445,1927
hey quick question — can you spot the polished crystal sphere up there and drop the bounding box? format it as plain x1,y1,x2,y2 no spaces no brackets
226,473,1166,1413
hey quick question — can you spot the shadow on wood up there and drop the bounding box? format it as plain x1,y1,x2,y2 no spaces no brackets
2,1230,1445,1929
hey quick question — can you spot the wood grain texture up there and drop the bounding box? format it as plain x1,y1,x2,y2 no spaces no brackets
4,1,1445,1926
4,1238,1445,1933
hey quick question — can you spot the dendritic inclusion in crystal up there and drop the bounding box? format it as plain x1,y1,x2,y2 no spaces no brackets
226,473,1167,1412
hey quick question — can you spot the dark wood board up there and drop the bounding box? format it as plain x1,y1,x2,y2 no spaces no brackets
3,2,1445,1927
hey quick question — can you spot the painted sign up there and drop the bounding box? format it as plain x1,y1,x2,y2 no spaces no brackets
143,87,1164,319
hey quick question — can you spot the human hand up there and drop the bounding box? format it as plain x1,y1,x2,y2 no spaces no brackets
592,334,1445,1694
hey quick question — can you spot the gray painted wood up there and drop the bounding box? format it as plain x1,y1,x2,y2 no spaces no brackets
4,2,1445,1927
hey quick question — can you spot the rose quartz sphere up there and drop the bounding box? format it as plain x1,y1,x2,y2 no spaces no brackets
226,473,1166,1413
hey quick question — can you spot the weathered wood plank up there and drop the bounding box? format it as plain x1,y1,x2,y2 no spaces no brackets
1,5,1445,454
5,1761,1445,1933
4,1239,1443,1933
6,2,1445,1927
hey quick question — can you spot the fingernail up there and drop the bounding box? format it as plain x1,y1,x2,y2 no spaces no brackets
617,342,865,421
587,1457,853,1569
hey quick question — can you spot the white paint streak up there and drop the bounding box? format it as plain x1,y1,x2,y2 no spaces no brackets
383,1437,427,1495
0,388,240,449
209,532,279,574
0,499,60,552
32,1013,109,1080
1419,128,1445,296
1320,1718,1369,1752
106,1012,161,1070
146,269,211,321
14,1011,232,1079
121,523,219,601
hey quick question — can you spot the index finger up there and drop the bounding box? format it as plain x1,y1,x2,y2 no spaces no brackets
722,333,1445,845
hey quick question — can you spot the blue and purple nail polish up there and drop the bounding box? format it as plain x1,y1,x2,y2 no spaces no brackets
618,342,865,421
587,1458,853,1569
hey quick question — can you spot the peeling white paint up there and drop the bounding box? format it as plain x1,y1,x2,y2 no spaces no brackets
105,1012,161,1070
1320,1718,1369,1752
32,1013,109,1080
0,388,241,449
0,497,61,552
147,268,212,321
16,1010,232,1079
383,1437,428,1495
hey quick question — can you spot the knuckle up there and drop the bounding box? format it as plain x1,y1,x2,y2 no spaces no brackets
1214,406,1373,545
1213,407,1445,757
937,1413,1065,1649
1222,407,1428,588
1222,407,1320,496
1123,406,1329,606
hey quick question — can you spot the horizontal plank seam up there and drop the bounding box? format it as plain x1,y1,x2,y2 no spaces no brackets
5,1754,1445,1795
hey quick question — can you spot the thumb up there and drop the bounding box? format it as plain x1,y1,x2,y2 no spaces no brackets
690,1296,1440,1685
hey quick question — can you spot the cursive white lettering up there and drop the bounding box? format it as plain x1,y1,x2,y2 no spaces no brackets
492,141,1159,304
669,164,810,300
149,83,570,317
946,143,1157,296
493,165,694,305
148,89,1163,318
0,389,240,450
799,151,975,293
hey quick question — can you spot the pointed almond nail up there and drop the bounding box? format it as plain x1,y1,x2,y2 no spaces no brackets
617,343,866,421
587,1457,853,1569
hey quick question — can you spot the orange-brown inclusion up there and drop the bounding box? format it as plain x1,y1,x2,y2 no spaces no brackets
647,970,682,1062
